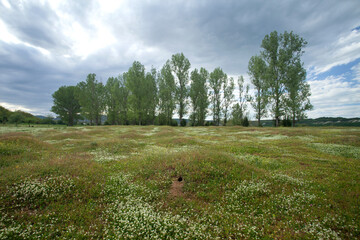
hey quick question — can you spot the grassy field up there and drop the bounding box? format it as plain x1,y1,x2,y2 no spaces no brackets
0,125,359,239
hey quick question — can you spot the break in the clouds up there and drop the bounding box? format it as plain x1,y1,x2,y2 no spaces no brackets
0,0,359,118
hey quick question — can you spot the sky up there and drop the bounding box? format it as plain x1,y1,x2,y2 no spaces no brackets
0,0,359,119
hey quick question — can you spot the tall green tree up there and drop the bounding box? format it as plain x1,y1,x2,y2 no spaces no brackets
248,56,268,127
51,85,81,126
105,77,121,125
222,76,235,126
231,103,242,125
189,67,209,126
171,53,191,122
209,67,226,126
260,30,307,127
143,67,158,124
284,61,313,127
118,73,129,125
158,61,176,125
126,61,146,125
77,74,105,125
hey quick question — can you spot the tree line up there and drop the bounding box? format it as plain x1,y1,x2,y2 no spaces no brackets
51,31,313,127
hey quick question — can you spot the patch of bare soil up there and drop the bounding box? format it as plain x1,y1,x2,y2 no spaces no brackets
169,178,184,198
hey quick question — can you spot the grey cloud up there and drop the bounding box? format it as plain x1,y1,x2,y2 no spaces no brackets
0,0,359,117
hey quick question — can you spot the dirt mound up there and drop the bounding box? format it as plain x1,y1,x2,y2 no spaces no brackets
169,178,184,198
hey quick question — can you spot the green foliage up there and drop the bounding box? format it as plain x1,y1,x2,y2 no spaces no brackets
171,53,191,121
180,119,187,127
242,116,249,127
143,68,158,124
51,85,81,126
158,61,176,125
209,67,226,126
170,119,178,126
222,76,235,126
189,68,209,126
231,103,242,125
126,61,157,125
105,77,122,125
0,106,11,124
77,74,105,125
40,116,55,125
248,55,268,126
9,111,24,126
260,31,309,127
281,117,292,127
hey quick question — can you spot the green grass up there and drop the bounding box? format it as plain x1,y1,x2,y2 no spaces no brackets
0,125,359,239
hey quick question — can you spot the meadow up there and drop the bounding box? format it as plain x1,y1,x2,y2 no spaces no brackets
0,125,359,239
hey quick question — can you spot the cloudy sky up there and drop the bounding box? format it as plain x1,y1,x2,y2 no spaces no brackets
0,0,359,118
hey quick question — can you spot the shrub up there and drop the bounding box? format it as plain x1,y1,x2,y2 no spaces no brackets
180,119,187,127
171,120,178,126
242,117,249,127
282,118,292,127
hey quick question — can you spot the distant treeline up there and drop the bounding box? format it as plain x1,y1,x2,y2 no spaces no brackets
0,106,57,126
51,31,311,127
256,117,360,127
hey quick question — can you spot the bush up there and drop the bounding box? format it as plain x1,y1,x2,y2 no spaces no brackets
170,120,178,126
282,118,292,127
180,119,187,127
242,117,249,127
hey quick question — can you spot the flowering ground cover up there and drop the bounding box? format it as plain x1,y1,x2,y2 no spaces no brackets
0,125,359,239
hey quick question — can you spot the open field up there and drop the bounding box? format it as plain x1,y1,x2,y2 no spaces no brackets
1,125,360,239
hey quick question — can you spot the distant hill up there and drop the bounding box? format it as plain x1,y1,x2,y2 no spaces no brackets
252,117,360,127
35,115,47,119
0,106,54,124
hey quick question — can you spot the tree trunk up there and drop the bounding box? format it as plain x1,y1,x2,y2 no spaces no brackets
292,114,296,127
275,116,279,127
69,115,73,126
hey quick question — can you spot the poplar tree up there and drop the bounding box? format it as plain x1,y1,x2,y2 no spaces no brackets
284,61,313,127
126,61,146,125
209,67,226,126
248,56,268,127
143,67,158,124
260,30,308,127
171,53,191,122
222,76,234,126
105,77,121,125
158,61,176,125
118,73,129,125
189,67,209,126
231,76,250,125
77,73,105,125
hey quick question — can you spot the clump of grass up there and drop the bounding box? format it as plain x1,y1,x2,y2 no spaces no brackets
90,141,98,149
312,143,360,159
5,176,75,209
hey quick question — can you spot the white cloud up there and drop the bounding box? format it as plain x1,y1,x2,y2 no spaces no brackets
305,30,360,75
0,102,39,114
1,0,11,9
351,62,360,82
0,19,50,56
307,75,360,118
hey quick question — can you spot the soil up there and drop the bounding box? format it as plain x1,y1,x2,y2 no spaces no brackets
169,178,184,198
